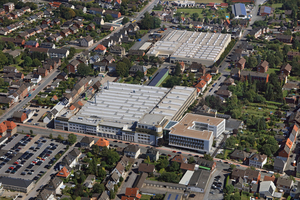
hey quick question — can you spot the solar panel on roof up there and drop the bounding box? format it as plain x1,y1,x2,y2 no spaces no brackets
264,6,271,14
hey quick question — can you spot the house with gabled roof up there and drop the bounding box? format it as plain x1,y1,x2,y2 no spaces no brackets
80,136,95,148
257,60,269,73
230,149,249,162
62,148,81,168
95,138,109,149
45,177,63,195
171,155,188,164
248,153,267,168
112,162,125,177
56,166,70,178
194,79,207,93
277,139,292,161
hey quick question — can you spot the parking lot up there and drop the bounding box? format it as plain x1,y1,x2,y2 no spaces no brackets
0,134,66,182
207,171,226,200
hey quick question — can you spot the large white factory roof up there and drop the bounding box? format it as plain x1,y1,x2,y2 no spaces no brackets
69,82,195,127
147,30,231,63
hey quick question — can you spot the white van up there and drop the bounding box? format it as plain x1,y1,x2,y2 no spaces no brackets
268,171,274,175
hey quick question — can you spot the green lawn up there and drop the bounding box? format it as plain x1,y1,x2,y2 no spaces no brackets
140,195,152,200
175,0,224,2
177,8,204,18
271,3,283,8
243,103,279,117
267,68,279,75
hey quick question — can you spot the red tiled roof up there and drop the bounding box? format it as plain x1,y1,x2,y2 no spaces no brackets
95,138,109,147
56,166,70,178
263,175,276,182
286,138,293,149
125,188,142,199
0,122,7,133
194,80,206,89
293,124,299,132
3,121,16,130
69,105,76,110
52,95,58,100
94,44,106,51
77,101,83,106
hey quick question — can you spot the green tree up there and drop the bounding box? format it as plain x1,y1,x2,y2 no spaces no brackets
32,58,42,67
156,158,169,170
188,156,195,164
153,194,165,200
174,62,181,76
116,62,128,77
24,56,32,67
6,41,15,50
109,190,116,199
49,133,53,139
57,134,64,142
203,154,213,161
105,14,114,22
191,13,199,21
91,144,100,155
168,161,180,172
68,133,77,145
77,63,91,76
230,164,236,169
122,17,129,25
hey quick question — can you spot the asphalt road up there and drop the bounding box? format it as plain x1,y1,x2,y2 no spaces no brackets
0,70,60,124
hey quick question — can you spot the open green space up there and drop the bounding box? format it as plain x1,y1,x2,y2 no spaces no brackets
174,0,224,3
140,195,152,200
267,68,279,74
177,8,204,18
242,103,279,118
271,3,283,8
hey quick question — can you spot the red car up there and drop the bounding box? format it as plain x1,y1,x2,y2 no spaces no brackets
33,89,35,91
168,154,171,157
9,166,14,170
172,151,176,153
14,162,18,165
32,161,36,164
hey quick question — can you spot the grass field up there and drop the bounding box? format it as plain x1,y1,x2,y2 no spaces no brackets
177,8,204,18
267,68,279,74
271,3,283,8
242,103,279,117
140,195,152,200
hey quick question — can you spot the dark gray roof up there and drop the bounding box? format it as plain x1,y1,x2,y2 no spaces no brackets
146,147,159,155
230,149,249,159
80,136,94,144
46,177,63,190
277,177,293,187
196,158,215,168
0,177,33,188
48,48,68,54
274,157,286,169
188,169,210,189
124,144,140,153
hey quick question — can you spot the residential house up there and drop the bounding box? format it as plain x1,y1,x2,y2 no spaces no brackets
84,175,95,189
43,10,52,18
259,6,274,16
248,153,267,168
280,63,292,76
240,71,269,83
194,80,207,94
0,122,7,137
80,136,95,148
45,177,63,195
103,55,115,64
274,157,286,173
80,36,93,47
189,62,206,74
3,120,17,136
93,17,104,26
257,60,269,73
230,150,249,162
101,25,114,32
25,41,39,48
231,168,261,184
89,7,105,15
129,65,147,76
276,34,293,43
95,138,109,149
93,61,107,72
36,68,48,77
123,188,142,199
48,49,69,59
171,155,188,164
235,57,246,70
223,78,235,86
112,162,125,177
57,72,68,81
128,23,139,32
277,177,293,193
138,163,155,173
51,95,58,102
3,66,17,73
210,66,219,75
287,51,300,61
277,138,293,161
124,144,141,159
259,181,276,198
37,189,55,200
145,148,159,162
69,25,78,34
87,23,95,31
110,45,125,57
56,166,70,178
1,38,25,46
105,10,121,19
94,44,107,55
200,74,212,85
61,29,71,37
74,21,83,29
4,3,14,12
62,148,82,168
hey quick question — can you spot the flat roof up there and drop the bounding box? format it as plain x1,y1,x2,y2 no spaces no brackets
169,113,224,140
139,42,152,51
147,30,231,61
179,170,194,185
151,86,196,120
164,193,183,200
139,113,165,126
188,169,210,189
